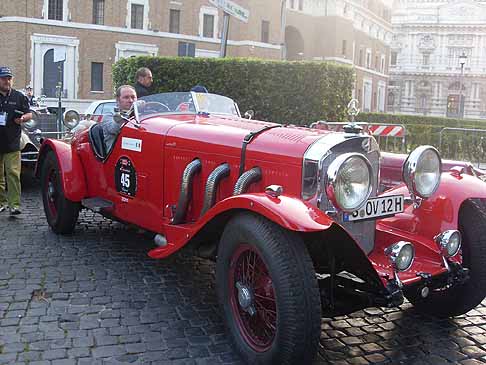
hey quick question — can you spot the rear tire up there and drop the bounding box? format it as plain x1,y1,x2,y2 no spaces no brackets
406,199,486,317
216,213,321,364
40,151,80,234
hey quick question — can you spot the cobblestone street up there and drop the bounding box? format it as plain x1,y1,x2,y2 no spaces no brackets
1,185,486,364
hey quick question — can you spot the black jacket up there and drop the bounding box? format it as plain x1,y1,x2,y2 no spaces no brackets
0,89,30,153
134,82,151,98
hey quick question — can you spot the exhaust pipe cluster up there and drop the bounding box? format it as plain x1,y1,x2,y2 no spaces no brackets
173,160,262,224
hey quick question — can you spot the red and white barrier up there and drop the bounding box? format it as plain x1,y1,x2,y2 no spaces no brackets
369,124,406,138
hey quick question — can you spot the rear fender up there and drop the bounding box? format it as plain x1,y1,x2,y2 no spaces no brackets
36,139,87,202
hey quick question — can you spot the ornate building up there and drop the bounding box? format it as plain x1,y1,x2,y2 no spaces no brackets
388,0,486,119
285,0,393,113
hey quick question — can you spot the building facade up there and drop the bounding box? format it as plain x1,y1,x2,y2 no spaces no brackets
0,0,283,110
284,0,393,113
389,0,486,119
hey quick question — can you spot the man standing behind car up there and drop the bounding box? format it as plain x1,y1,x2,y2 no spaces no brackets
134,67,153,98
102,85,137,152
0,67,33,215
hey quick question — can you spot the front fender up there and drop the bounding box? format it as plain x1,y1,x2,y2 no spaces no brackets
206,193,335,232
379,171,486,238
36,139,87,202
149,193,336,259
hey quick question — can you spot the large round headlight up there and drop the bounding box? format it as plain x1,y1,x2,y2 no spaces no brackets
63,110,80,130
403,146,441,199
325,153,373,212
24,110,39,130
385,241,415,272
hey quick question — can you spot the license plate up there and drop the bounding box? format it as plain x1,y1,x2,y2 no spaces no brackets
343,195,404,222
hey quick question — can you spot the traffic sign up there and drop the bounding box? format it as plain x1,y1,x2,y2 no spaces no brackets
208,0,250,23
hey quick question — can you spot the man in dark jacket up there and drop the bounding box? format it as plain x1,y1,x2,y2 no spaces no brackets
0,67,33,215
134,67,153,98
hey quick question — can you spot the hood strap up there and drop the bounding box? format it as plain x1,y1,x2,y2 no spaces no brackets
239,125,280,177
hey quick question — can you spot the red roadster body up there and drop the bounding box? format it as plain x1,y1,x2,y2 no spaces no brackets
36,92,486,364
380,151,486,191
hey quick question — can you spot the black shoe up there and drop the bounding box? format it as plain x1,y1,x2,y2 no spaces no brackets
0,205,7,213
9,207,21,215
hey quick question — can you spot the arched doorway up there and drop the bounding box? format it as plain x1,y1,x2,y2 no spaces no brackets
43,49,64,98
285,26,305,61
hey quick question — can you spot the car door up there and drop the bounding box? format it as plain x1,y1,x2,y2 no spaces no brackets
101,119,165,232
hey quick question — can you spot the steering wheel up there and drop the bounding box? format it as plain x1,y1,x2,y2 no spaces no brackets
142,101,170,114
175,102,195,112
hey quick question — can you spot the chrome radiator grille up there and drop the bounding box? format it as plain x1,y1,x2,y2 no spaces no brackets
318,136,380,254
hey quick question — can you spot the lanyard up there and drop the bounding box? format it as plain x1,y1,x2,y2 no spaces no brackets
0,90,12,114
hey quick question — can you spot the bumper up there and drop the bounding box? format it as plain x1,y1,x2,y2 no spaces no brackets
373,261,469,309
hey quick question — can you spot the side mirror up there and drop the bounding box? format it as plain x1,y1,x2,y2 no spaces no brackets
244,110,255,120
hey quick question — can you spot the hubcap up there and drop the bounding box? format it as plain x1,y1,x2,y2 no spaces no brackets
236,281,256,316
48,182,56,202
45,168,58,218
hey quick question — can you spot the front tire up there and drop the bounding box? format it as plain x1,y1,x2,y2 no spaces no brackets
407,199,486,317
40,151,80,234
216,213,321,364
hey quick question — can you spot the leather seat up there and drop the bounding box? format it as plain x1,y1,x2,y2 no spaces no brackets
88,123,107,160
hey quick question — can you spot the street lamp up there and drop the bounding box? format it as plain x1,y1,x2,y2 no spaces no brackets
459,52,467,118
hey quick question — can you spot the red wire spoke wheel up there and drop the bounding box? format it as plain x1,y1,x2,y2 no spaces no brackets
216,213,321,364
40,151,80,234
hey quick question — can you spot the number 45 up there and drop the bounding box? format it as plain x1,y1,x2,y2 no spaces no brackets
121,173,130,188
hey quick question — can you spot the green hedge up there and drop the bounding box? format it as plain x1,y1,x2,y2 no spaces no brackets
357,113,486,161
112,56,354,124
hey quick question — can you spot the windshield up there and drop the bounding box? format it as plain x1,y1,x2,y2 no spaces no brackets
133,92,240,120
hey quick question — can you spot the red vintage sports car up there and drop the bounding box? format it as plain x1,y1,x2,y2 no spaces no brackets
36,92,486,364
380,151,486,191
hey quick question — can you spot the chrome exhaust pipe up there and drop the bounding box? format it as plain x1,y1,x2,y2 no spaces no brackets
233,167,261,195
201,163,230,217
172,159,202,224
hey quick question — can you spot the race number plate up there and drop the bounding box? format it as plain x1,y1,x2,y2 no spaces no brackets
343,195,404,222
115,156,137,197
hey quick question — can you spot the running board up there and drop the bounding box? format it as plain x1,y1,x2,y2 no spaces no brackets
81,197,114,213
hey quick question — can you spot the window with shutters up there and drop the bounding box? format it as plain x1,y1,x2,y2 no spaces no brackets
93,0,104,25
48,0,63,20
131,4,144,29
91,63,103,91
169,9,180,33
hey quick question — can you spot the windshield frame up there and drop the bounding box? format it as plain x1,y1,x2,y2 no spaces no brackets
132,92,241,122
